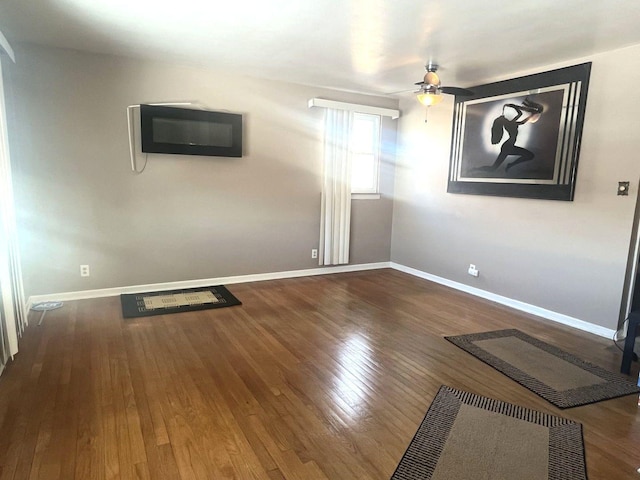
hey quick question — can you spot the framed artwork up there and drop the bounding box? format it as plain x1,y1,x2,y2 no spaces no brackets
447,63,591,201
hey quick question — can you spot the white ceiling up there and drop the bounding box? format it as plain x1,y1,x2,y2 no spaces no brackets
1,0,640,97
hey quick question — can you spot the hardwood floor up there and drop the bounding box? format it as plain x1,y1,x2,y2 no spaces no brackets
0,269,638,479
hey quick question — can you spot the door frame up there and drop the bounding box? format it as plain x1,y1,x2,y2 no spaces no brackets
618,179,640,332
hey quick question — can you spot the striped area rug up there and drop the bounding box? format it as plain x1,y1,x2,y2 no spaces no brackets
445,329,640,408
391,385,587,480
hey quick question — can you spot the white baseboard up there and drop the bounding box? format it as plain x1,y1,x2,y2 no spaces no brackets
390,262,616,339
27,262,392,307
26,260,617,340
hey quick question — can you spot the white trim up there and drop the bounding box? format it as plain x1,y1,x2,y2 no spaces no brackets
308,98,400,119
24,261,615,340
0,31,14,63
27,262,392,306
390,262,616,339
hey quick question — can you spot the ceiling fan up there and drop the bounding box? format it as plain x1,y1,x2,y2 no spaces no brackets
414,62,473,107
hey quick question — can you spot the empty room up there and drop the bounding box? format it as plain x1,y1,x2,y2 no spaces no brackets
1,1,640,479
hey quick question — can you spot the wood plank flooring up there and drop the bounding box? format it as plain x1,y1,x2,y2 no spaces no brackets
0,269,638,479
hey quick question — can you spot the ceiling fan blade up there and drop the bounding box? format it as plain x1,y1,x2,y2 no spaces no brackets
386,88,418,95
441,86,474,96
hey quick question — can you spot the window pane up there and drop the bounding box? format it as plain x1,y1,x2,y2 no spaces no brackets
351,116,375,153
350,113,380,194
352,154,375,192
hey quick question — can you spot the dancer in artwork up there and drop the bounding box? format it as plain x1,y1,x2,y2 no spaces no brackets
479,98,543,173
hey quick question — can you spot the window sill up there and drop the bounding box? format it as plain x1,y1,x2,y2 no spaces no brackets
351,193,381,200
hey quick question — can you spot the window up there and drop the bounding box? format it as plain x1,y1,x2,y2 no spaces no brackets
350,113,381,195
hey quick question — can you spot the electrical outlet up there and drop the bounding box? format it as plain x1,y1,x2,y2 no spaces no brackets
468,264,479,277
311,249,318,259
80,264,90,277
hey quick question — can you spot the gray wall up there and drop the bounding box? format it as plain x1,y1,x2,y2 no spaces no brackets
4,44,397,298
391,44,640,331
9,41,640,333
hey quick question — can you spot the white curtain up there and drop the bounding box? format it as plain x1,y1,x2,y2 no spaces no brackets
319,108,352,265
0,37,26,375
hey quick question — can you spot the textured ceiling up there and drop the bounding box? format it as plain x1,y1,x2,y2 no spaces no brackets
1,0,640,97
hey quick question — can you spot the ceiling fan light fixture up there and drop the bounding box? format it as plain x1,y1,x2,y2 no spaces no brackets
423,71,440,86
416,91,444,106
417,65,443,107
411,62,470,112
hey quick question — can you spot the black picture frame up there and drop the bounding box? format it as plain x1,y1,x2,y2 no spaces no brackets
447,63,591,201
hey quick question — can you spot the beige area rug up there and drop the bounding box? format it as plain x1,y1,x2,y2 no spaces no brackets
391,386,587,480
446,329,640,408
142,291,219,310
